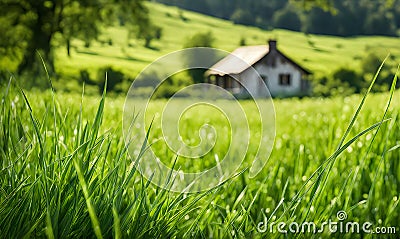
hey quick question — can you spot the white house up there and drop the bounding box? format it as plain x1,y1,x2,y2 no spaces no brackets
205,40,311,98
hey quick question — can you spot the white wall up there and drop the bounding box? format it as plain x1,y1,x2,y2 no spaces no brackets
239,58,304,98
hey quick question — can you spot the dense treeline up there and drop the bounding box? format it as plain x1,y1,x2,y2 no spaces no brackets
153,0,400,36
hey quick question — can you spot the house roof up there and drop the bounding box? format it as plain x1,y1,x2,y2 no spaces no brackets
205,45,311,76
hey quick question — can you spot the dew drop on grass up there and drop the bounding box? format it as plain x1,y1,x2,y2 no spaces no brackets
276,139,282,149
343,105,350,112
299,144,304,153
347,146,353,153
331,197,337,206
393,196,398,202
178,170,184,181
184,215,190,220
302,176,307,182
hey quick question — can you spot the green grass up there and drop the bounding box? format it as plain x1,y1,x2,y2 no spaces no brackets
39,2,398,88
2,2,399,93
1,68,399,237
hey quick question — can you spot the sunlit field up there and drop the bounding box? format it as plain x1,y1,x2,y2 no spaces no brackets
1,77,399,237
2,2,398,89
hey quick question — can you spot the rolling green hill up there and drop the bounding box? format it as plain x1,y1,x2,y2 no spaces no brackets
46,2,400,89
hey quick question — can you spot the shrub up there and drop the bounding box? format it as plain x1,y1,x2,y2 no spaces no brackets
183,31,215,48
183,32,216,84
332,67,365,93
97,66,124,94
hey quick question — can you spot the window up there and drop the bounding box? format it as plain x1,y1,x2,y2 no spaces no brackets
216,76,224,87
279,74,291,86
260,75,268,86
224,76,233,89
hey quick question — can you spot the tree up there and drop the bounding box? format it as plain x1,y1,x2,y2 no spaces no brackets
0,0,157,75
183,31,215,48
183,31,215,84
363,10,397,36
134,24,163,48
230,9,254,26
97,66,125,94
273,6,302,31
303,7,338,34
332,67,365,93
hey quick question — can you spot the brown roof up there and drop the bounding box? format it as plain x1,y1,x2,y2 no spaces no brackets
205,45,311,76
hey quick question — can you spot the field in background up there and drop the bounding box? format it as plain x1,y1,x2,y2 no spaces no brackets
45,2,400,89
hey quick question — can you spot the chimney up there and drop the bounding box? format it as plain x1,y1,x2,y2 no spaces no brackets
268,39,277,51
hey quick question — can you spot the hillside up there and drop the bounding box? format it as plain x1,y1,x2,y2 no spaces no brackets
154,0,400,37
52,2,400,89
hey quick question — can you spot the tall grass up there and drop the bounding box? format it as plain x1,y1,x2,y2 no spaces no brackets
0,69,399,238
0,78,221,238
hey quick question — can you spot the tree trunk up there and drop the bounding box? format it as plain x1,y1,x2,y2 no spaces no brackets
17,2,54,76
67,39,71,57
17,33,54,76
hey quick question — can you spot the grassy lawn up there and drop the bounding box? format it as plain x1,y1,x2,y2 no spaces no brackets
1,79,398,237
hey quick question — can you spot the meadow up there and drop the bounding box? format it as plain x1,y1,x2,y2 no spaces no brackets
1,2,398,92
1,72,399,237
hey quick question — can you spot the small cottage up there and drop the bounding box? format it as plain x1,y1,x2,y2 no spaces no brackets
205,40,311,98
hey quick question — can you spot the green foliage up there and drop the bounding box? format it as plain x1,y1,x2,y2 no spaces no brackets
132,22,163,48
97,67,125,94
272,5,302,31
2,1,399,93
361,52,383,75
230,9,254,26
363,10,397,36
155,0,400,37
152,73,192,98
183,31,215,84
183,31,215,48
134,71,161,88
313,53,399,97
239,37,247,46
0,0,159,75
332,68,365,93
